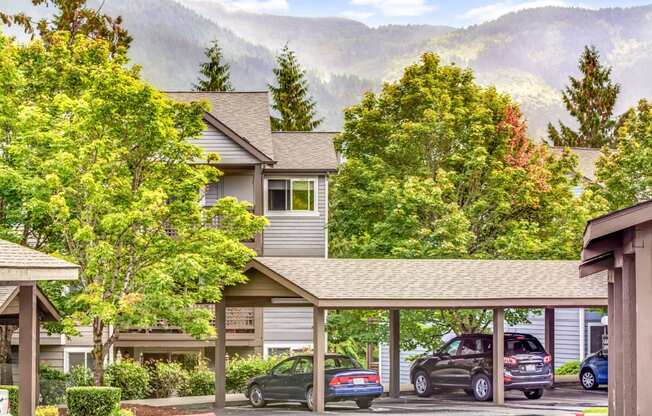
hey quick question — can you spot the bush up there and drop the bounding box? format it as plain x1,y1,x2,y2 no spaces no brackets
556,360,581,375
66,387,120,416
119,409,135,416
68,366,94,387
39,364,68,405
0,385,18,416
179,354,208,372
225,355,284,393
104,360,149,400
36,405,59,416
182,367,214,396
148,361,188,398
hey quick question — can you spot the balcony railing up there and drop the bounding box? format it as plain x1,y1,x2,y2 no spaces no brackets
122,306,256,335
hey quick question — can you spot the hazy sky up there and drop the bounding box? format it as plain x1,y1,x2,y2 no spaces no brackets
181,0,651,26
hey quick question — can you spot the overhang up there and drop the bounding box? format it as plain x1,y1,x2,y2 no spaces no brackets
0,240,79,282
0,285,62,322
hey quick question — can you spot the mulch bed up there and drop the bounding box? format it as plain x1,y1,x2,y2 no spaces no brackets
58,404,212,416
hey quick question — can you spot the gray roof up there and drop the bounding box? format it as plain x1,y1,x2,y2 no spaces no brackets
167,92,275,159
250,257,607,308
551,147,601,182
0,239,79,281
270,132,339,171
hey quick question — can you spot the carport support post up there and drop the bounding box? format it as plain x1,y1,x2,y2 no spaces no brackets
613,269,624,416
634,224,652,415
215,301,227,410
18,284,38,416
389,309,400,399
492,307,505,405
622,254,637,416
544,308,555,387
313,307,326,413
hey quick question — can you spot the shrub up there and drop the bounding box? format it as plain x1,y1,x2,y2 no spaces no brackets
556,360,581,375
119,409,135,416
35,405,59,416
0,385,18,416
225,355,284,393
182,367,214,396
104,360,149,400
148,361,188,398
68,366,94,387
66,387,120,416
179,354,208,372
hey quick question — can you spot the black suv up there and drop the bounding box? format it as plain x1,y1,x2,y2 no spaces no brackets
409,333,553,401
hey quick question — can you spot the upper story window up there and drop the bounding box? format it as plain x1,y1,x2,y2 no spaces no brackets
266,178,317,214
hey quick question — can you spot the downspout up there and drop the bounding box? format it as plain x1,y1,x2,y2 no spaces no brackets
579,308,585,361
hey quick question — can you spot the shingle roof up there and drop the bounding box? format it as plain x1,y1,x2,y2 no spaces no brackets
551,147,601,182
249,257,607,308
270,132,339,171
167,92,275,159
0,239,79,281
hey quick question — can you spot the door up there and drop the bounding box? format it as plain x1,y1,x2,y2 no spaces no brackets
454,337,486,387
265,358,296,400
431,338,461,386
288,357,313,400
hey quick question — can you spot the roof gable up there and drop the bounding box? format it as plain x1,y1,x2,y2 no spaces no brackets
270,132,339,171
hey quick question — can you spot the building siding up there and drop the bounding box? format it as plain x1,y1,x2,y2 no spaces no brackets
379,345,427,384
189,124,258,164
263,308,314,343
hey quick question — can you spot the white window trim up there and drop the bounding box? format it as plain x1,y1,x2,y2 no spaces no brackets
264,177,319,217
263,342,313,359
588,322,606,354
63,347,93,373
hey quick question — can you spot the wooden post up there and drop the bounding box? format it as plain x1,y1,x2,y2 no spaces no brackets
313,307,326,413
389,309,400,399
613,268,624,416
607,273,615,416
214,302,227,410
492,307,505,405
544,308,555,387
622,254,637,416
634,225,652,415
253,164,264,255
18,285,38,416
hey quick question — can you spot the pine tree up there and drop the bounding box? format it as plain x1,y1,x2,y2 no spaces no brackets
194,40,234,92
548,46,620,148
269,44,322,131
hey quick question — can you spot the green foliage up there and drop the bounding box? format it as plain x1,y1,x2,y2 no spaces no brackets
40,364,66,381
548,46,621,148
35,406,59,416
194,40,234,92
555,360,581,375
182,367,215,397
148,361,188,398
0,385,18,416
225,355,284,394
66,387,121,416
104,360,149,401
179,353,208,372
119,409,135,416
68,366,94,387
269,44,322,131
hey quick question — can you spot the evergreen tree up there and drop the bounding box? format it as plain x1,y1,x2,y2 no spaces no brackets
548,46,620,148
194,40,234,92
269,44,322,131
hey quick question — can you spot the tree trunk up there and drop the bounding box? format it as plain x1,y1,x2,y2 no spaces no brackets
92,319,105,386
0,325,16,385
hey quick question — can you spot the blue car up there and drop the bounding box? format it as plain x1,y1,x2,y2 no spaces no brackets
579,351,608,389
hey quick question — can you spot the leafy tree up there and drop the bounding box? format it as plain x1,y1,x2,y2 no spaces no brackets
0,0,131,54
328,53,605,355
595,100,652,210
269,44,322,131
548,46,620,148
0,33,266,384
194,40,234,92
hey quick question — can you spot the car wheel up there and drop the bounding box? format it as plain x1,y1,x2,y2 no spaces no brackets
463,388,474,397
524,389,544,400
305,386,314,411
471,373,492,401
581,369,598,390
248,385,266,408
413,370,433,397
355,398,372,409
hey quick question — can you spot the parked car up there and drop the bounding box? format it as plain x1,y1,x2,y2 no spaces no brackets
246,354,383,410
410,333,553,401
579,351,608,390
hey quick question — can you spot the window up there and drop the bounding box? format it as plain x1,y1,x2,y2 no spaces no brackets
64,349,95,373
506,337,544,354
266,178,316,213
294,358,313,374
589,324,606,354
272,358,296,376
268,347,291,357
441,339,461,356
460,338,483,355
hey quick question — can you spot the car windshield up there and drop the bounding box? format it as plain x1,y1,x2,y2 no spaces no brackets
325,356,362,369
506,337,544,354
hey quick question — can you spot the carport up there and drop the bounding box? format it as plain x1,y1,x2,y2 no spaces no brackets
215,257,607,412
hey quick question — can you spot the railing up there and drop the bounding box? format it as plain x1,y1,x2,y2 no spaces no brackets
165,207,257,243
122,306,256,334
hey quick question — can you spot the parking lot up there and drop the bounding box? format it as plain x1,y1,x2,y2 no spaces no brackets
209,386,607,415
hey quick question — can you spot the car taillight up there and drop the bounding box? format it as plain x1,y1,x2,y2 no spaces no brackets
544,355,552,364
366,374,380,383
504,356,518,366
504,371,513,382
329,376,350,385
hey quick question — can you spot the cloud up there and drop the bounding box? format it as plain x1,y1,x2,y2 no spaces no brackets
462,0,570,23
349,0,437,17
340,10,375,20
184,0,289,13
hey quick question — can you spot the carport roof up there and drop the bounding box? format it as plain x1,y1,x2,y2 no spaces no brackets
244,257,608,308
0,239,79,281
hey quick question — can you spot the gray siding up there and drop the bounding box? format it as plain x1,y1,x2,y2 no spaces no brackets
263,307,313,343
12,345,65,382
379,344,427,384
189,124,258,164
263,175,327,257
205,174,254,207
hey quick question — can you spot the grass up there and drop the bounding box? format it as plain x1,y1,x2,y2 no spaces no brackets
582,408,608,414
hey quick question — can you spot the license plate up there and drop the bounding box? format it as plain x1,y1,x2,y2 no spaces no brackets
525,364,536,372
353,378,365,385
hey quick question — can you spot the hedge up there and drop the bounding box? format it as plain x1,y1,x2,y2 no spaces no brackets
0,385,18,416
555,360,581,375
104,360,149,400
66,387,121,416
225,355,284,393
35,406,59,416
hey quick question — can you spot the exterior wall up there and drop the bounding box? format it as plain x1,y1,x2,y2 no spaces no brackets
11,345,65,382
263,174,328,257
262,308,314,357
379,344,427,384
205,174,254,207
189,124,258,164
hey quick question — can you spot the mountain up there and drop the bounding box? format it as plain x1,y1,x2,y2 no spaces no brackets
4,1,652,138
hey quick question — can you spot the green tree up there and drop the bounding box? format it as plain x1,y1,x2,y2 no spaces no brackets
269,44,322,131
0,33,266,384
328,53,605,355
194,40,234,92
548,46,620,148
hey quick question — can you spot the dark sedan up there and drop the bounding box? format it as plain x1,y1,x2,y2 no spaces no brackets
246,354,383,410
